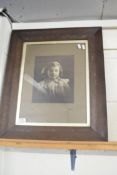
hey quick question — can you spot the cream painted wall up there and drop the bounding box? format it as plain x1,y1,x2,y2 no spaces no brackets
0,18,117,175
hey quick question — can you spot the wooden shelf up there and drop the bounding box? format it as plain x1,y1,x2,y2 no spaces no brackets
0,139,117,150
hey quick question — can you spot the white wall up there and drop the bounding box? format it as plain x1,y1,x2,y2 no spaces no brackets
0,16,11,100
1,149,117,175
103,29,117,141
0,18,117,175
104,49,117,141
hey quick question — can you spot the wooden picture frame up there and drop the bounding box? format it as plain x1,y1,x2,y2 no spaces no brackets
0,27,108,141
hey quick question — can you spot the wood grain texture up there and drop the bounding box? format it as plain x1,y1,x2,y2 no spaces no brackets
0,139,117,150
0,27,108,142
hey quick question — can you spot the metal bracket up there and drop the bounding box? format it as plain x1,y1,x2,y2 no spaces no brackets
70,150,77,171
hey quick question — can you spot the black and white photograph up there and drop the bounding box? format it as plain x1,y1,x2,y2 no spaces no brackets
32,56,74,103
16,40,89,126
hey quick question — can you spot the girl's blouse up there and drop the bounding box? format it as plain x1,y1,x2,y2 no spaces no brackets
37,77,70,97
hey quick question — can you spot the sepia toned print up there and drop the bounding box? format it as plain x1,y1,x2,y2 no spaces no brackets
16,40,89,126
32,57,74,103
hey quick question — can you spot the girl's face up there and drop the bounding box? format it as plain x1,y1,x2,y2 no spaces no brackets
47,66,60,79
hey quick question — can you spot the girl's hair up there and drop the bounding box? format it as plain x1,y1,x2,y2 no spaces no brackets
41,61,63,78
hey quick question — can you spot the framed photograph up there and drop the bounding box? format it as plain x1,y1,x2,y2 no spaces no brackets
0,27,108,141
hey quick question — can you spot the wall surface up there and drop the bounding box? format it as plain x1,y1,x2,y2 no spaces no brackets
2,149,117,175
0,17,117,175
0,0,117,22
0,16,11,100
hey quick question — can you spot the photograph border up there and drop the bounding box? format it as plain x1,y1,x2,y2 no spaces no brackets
0,27,108,141
15,40,90,127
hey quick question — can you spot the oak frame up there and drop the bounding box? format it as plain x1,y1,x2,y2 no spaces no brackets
0,27,108,142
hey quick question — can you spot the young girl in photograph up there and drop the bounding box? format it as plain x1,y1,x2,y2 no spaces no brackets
37,61,70,99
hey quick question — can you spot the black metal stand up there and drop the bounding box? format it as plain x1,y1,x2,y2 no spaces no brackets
70,150,77,171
